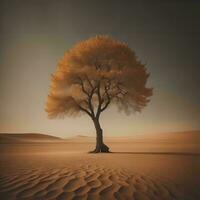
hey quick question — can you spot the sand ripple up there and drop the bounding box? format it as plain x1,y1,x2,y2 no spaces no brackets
0,164,193,200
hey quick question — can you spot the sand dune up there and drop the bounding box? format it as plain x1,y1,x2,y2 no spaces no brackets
0,131,200,200
0,133,62,143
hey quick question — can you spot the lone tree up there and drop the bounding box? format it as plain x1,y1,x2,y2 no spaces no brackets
45,36,152,153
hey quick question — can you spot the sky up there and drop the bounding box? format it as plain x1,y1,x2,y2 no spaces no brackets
0,0,200,138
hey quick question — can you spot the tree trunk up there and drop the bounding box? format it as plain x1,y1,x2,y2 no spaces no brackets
90,118,110,153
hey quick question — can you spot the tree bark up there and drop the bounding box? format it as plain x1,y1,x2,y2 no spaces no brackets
90,118,110,153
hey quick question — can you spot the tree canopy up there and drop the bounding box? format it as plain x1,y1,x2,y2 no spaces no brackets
45,36,152,120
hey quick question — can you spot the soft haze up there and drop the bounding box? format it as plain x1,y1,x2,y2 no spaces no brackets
0,0,200,138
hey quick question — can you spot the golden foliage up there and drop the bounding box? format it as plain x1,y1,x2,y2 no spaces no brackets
45,36,152,118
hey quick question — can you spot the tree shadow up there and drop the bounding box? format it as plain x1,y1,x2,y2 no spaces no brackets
110,152,200,156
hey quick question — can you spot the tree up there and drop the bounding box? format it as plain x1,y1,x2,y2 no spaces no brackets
45,36,153,153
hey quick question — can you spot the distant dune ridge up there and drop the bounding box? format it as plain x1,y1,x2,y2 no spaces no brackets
1,130,199,142
0,131,200,153
0,133,61,143
0,131,200,199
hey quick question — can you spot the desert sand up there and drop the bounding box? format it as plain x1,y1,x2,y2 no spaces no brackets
0,131,200,200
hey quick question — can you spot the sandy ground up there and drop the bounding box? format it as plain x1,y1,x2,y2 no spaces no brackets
0,131,200,200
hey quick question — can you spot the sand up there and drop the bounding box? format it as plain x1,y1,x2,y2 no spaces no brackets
0,131,200,200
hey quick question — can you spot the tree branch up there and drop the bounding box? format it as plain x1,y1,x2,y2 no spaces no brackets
77,77,90,97
77,76,97,118
88,89,95,117
99,81,127,113
85,75,94,89
100,81,111,112
96,81,103,119
71,97,92,117
76,77,126,119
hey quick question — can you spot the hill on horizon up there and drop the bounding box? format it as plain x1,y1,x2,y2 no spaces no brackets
0,130,200,154
0,133,62,143
0,130,200,145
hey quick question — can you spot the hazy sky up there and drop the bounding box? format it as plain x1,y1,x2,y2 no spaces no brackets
0,0,200,138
